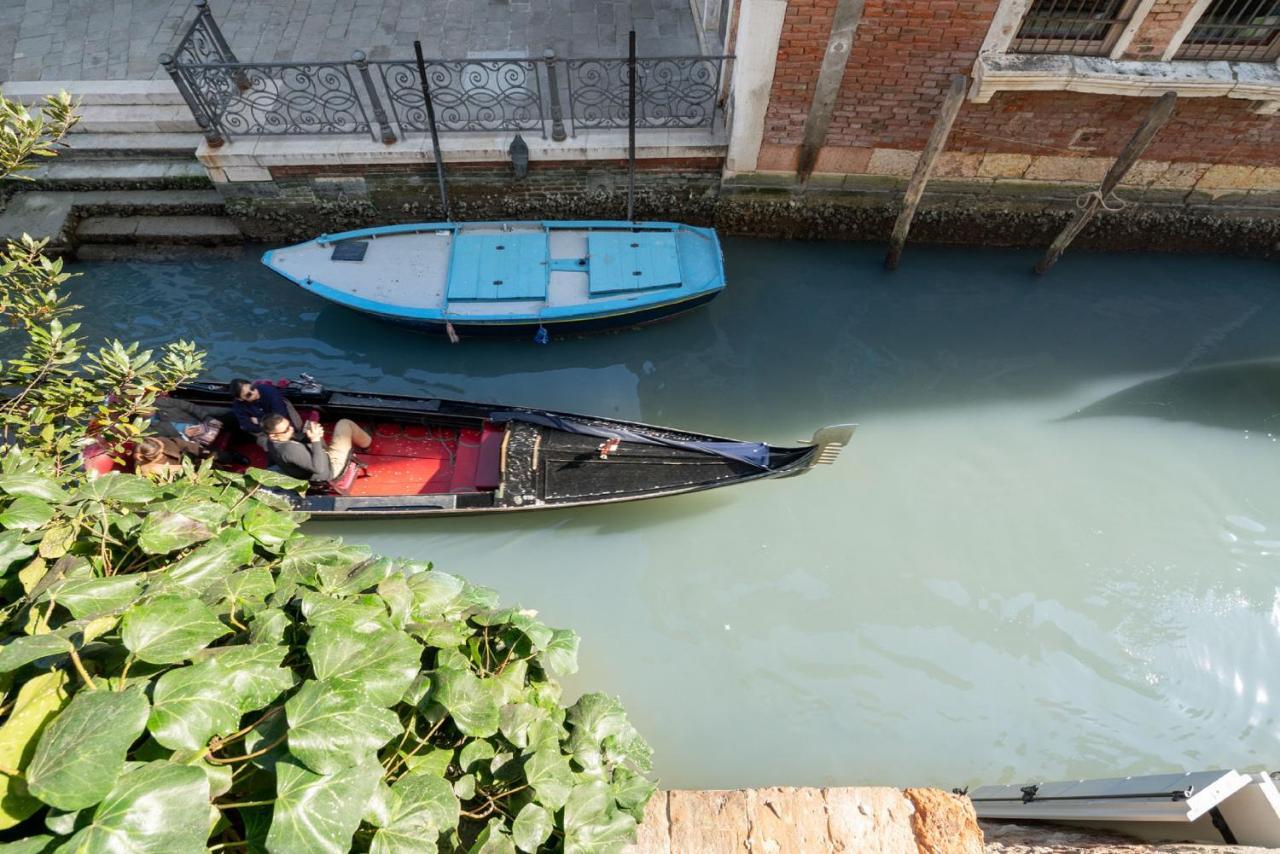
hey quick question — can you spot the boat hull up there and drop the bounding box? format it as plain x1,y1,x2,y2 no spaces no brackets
261,220,727,337
162,382,854,520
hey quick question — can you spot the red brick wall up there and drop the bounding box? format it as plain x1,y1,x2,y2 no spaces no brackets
1121,0,1199,59
761,0,1280,169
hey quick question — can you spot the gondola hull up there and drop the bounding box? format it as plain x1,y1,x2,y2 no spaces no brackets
162,381,854,519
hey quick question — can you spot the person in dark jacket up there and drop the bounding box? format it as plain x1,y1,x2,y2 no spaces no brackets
230,379,301,435
261,413,371,483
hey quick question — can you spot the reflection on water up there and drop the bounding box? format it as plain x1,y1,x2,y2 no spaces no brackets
63,240,1280,789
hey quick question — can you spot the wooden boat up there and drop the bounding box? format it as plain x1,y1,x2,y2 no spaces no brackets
260,220,726,337
159,379,853,518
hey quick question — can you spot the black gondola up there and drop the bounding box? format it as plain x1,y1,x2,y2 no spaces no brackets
144,379,854,519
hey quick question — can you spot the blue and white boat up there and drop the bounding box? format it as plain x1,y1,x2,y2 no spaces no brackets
261,220,726,337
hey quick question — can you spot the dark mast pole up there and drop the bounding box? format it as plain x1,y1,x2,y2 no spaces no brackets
414,40,451,221
627,29,636,223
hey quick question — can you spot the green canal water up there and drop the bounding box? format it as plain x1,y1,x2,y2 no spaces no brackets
65,239,1280,790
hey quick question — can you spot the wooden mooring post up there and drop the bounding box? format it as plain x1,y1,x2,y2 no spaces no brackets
884,74,968,271
1034,91,1178,275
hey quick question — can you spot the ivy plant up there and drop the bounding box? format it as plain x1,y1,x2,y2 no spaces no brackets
0,456,654,852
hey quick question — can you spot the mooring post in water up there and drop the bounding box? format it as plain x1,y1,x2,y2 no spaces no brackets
884,74,968,271
1034,91,1177,275
414,39,451,222
627,30,637,223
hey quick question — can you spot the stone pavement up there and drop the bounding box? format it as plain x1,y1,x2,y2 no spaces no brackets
0,0,701,82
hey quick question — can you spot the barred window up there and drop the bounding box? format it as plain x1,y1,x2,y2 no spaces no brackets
1175,0,1280,62
1011,0,1141,56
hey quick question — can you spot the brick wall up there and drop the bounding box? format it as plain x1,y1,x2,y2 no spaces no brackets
760,0,1280,171
1121,0,1201,59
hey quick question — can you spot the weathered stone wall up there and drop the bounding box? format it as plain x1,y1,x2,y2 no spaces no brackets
624,786,984,853
215,159,1280,259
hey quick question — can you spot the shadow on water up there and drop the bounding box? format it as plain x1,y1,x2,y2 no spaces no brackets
1063,359,1280,433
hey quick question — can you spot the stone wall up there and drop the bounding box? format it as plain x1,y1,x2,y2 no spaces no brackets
624,786,984,853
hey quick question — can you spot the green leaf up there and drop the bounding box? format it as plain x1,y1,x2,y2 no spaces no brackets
26,687,150,811
369,770,458,854
55,761,209,853
523,748,574,811
244,468,307,491
470,819,516,854
211,566,275,612
401,747,452,778
284,680,402,775
0,670,70,830
0,472,65,502
137,502,225,555
267,757,382,854
431,668,499,738
306,623,421,708
121,595,229,664
540,629,580,677
567,694,652,774
36,523,75,560
199,643,295,712
499,703,547,751
457,739,495,773
610,767,657,821
377,574,412,629
509,612,553,652
74,473,157,504
0,836,57,853
0,497,54,531
564,781,638,854
146,662,241,751
407,572,464,619
249,608,290,646
240,504,297,551
166,528,255,591
51,576,142,620
512,803,553,853
371,827,438,854
0,531,36,575
0,633,71,673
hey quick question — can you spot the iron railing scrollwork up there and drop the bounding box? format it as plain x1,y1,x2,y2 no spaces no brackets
163,1,733,144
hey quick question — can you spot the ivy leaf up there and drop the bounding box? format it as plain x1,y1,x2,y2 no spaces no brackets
0,472,65,502
249,608,290,646
199,643,296,712
55,761,209,853
539,629,579,677
523,748,574,810
74,473,156,504
499,703,547,751
0,835,57,852
0,497,54,531
306,623,421,708
25,687,150,811
240,504,297,551
0,670,70,830
281,537,369,583
166,528,255,592
50,575,142,620
36,523,75,560
0,531,36,575
563,781,638,854
137,503,225,554
431,667,500,738
244,468,307,491
610,767,658,821
512,803,553,853
147,662,242,751
407,571,465,620
284,680,402,775
209,566,276,613
0,633,72,674
267,757,382,854
471,818,517,854
121,595,230,664
509,612,553,652
369,770,458,853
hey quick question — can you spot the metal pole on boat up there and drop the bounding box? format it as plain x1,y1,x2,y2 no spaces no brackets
627,29,637,223
414,40,452,222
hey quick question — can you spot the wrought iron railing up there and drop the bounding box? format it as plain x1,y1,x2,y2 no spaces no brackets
161,0,732,147
1175,0,1280,62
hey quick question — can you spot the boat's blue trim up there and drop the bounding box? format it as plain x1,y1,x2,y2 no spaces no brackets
262,220,725,327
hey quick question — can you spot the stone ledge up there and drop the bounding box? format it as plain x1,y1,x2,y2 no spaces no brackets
623,786,982,853
198,127,728,178
970,53,1280,113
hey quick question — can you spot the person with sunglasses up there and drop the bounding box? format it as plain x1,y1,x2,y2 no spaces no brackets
229,378,301,435
260,412,371,485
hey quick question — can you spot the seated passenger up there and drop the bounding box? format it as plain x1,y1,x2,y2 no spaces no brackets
230,379,301,435
134,436,202,480
152,396,229,444
261,413,371,485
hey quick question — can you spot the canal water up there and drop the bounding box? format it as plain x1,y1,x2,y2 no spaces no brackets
65,239,1279,791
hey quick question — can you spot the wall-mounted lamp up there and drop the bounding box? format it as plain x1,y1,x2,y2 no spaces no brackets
508,134,529,180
